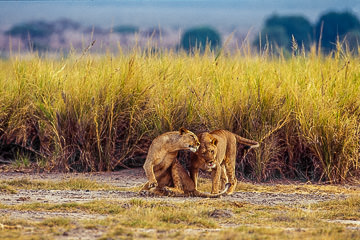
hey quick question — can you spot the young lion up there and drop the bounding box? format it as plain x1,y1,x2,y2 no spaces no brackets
141,127,200,190
190,130,259,195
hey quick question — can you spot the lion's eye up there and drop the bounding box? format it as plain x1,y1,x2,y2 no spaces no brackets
211,150,214,154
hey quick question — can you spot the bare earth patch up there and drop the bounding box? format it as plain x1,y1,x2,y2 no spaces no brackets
0,168,358,239
0,168,347,206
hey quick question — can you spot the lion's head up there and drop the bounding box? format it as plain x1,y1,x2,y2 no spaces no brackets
196,132,218,170
178,127,200,152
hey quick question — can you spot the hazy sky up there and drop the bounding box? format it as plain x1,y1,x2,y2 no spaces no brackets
0,0,359,32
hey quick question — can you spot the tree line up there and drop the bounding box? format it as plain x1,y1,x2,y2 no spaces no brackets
182,11,360,53
4,11,360,53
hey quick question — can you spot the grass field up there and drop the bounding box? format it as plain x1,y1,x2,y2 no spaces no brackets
0,175,359,240
0,43,359,183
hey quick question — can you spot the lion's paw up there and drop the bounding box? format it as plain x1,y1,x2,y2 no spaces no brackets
148,181,158,189
139,190,154,197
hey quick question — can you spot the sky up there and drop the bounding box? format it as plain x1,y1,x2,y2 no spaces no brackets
0,0,359,32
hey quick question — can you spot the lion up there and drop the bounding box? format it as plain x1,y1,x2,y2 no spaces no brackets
141,127,200,190
189,130,259,195
143,158,230,198
141,127,229,198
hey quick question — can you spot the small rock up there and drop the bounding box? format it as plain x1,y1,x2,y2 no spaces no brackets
209,209,234,218
17,196,30,201
121,203,131,209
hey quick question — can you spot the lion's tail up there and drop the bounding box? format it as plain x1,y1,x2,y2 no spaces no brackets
234,134,259,149
194,183,231,198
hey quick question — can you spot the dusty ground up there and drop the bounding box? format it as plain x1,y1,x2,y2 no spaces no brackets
0,168,347,206
0,168,357,239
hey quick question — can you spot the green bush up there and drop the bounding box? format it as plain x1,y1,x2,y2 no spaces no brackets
254,26,289,49
254,15,313,51
344,30,360,52
113,25,139,35
6,21,54,39
316,11,360,52
181,26,221,53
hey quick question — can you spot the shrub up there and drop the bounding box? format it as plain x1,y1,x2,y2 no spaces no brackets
5,21,54,39
180,26,221,53
254,15,313,51
316,11,360,52
113,25,139,35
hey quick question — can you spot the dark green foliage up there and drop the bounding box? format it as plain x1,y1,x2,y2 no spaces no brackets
6,21,54,39
266,15,313,47
345,30,360,52
254,15,313,51
316,11,360,51
181,26,221,52
113,25,139,35
254,26,288,49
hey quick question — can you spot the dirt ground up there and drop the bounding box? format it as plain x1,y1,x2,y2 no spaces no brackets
0,168,347,206
0,168,356,239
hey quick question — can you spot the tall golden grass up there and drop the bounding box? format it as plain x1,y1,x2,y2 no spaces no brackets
0,43,359,182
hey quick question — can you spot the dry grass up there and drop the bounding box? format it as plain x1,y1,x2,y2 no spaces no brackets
0,44,359,182
0,194,359,239
0,178,121,191
0,177,359,239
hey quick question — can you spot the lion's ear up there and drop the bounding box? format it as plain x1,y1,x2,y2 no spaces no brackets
179,127,188,135
211,138,218,146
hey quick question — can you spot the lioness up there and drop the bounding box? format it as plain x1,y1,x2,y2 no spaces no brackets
190,130,259,195
142,127,200,190
144,158,230,198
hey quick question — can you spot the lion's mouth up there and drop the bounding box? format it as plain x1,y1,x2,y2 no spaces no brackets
207,162,216,168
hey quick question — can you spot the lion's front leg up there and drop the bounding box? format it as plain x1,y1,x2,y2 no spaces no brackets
171,160,184,191
140,182,151,191
220,165,228,190
190,168,199,190
143,158,158,188
224,157,237,195
211,163,222,194
189,153,200,190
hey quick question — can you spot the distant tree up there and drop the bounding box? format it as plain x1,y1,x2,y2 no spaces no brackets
344,30,360,53
315,11,360,51
254,15,313,51
254,26,288,49
6,21,54,39
141,27,164,38
181,26,221,53
53,19,80,32
113,25,139,35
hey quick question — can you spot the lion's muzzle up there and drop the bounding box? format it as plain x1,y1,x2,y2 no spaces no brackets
207,161,216,168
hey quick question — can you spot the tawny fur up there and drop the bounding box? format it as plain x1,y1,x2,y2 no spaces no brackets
141,128,200,190
189,129,259,195
146,158,230,198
